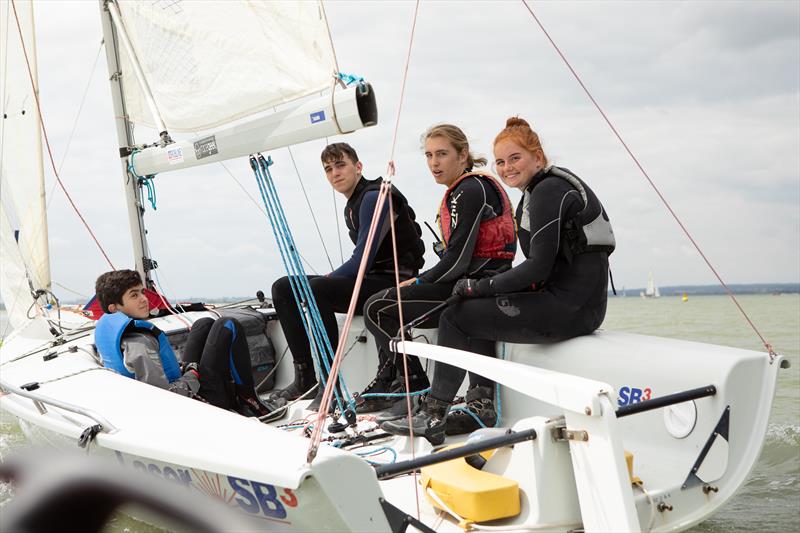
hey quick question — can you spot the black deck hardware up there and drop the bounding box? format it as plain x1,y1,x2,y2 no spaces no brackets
615,385,716,418
682,406,730,490
374,427,537,480
43,352,58,362
20,382,40,391
78,424,103,449
379,497,436,533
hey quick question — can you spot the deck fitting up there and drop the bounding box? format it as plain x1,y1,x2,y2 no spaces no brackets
554,427,589,442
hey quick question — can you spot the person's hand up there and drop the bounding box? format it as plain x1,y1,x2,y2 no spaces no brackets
452,278,483,298
399,277,417,288
183,362,200,378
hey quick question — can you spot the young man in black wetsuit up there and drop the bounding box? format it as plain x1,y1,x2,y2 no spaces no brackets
268,143,425,407
357,124,516,428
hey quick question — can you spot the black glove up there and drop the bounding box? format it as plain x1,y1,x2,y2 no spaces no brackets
452,278,482,298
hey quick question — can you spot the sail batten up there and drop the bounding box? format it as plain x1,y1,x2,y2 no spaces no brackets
115,1,337,132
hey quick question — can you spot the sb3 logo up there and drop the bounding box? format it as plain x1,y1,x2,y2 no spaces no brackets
618,386,652,406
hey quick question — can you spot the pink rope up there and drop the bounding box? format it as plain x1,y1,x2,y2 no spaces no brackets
306,183,392,462
521,0,776,360
387,189,421,517
385,0,421,177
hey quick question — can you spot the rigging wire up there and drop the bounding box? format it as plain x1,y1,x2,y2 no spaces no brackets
47,39,104,208
286,145,334,271
324,135,345,264
521,0,776,360
10,0,115,270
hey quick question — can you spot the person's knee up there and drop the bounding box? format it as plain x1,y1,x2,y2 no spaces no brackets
208,317,239,344
192,317,215,332
364,287,396,325
271,276,292,301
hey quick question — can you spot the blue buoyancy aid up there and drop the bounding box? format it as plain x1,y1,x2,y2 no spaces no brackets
95,312,182,382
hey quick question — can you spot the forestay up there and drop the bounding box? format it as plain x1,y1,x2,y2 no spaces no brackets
0,0,50,331
115,1,337,132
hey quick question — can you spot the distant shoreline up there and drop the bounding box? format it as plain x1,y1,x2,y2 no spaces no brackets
611,283,800,297
1,283,798,309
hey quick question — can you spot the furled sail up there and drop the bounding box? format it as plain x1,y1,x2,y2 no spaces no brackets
114,1,337,132
0,0,50,331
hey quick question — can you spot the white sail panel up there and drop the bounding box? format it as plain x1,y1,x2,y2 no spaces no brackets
0,203,34,332
115,1,337,132
0,0,50,324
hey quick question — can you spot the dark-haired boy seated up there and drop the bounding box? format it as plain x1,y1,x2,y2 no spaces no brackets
94,269,284,417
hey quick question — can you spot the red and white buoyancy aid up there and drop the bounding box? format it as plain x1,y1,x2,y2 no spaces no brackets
438,172,516,260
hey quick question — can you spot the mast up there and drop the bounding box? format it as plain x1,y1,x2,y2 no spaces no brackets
97,0,153,284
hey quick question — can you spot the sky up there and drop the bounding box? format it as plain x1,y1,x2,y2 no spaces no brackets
3,0,800,302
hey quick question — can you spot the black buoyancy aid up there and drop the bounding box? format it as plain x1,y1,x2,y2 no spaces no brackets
438,172,516,260
519,166,615,261
345,177,425,274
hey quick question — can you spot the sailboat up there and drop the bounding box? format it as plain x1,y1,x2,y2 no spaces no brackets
641,272,661,299
0,1,787,532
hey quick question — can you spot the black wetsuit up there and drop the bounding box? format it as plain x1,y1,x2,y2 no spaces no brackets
271,177,424,380
364,171,513,382
181,317,256,408
431,167,612,402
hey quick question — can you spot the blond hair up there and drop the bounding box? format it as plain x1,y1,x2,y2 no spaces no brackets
422,124,487,168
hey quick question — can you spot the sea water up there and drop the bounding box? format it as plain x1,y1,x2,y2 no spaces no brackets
1,294,798,531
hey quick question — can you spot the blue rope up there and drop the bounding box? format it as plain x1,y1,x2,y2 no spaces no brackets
255,156,350,410
127,150,157,210
450,406,488,429
450,341,505,430
359,387,430,399
355,446,397,464
336,71,364,86
250,155,355,413
250,156,342,411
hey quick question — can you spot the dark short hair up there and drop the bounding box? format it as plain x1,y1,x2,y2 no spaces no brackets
95,269,143,313
320,142,359,165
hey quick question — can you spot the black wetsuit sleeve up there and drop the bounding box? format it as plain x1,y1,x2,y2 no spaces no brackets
488,179,583,293
330,190,389,278
418,177,487,284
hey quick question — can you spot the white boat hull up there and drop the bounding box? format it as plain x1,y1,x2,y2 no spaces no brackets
0,308,783,532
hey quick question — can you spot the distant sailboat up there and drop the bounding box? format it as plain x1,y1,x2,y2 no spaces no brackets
640,272,661,299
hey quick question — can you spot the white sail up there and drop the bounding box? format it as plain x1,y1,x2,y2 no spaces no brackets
114,1,337,132
0,0,50,328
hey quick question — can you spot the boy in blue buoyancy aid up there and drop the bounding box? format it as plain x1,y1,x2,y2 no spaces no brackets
94,270,284,417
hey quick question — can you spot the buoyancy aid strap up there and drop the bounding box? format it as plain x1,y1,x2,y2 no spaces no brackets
223,320,244,386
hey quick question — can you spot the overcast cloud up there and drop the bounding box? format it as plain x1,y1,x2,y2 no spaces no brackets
5,0,800,301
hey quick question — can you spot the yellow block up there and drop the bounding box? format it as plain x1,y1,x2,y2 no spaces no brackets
420,445,520,523
625,451,642,485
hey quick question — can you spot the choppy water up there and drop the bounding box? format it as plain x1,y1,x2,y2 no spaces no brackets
1,294,798,531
